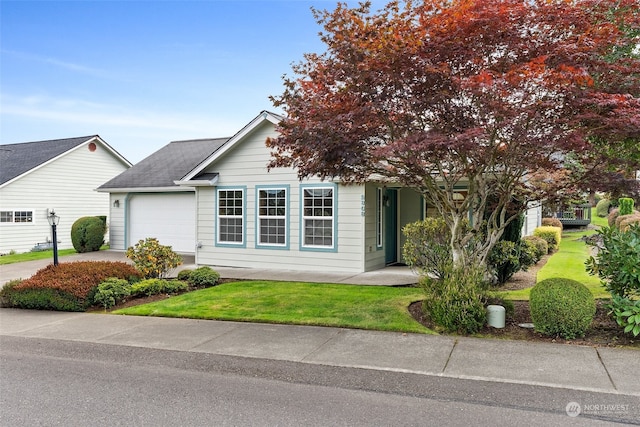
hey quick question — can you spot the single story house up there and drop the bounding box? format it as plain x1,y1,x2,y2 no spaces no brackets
101,111,541,273
0,136,131,254
97,137,230,253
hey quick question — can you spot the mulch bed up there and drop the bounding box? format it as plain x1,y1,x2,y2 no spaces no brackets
407,248,638,348
408,299,638,348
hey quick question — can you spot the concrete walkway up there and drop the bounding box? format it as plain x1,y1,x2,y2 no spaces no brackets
1,251,638,398
0,250,420,287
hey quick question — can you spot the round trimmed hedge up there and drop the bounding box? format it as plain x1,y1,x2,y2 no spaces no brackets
530,278,596,339
71,216,106,253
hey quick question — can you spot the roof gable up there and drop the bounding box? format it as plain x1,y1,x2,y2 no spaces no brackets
181,111,283,182
0,135,129,186
98,137,230,190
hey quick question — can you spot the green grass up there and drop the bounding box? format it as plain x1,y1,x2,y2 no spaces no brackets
591,207,609,228
0,245,110,265
114,281,434,334
0,249,79,265
500,229,609,300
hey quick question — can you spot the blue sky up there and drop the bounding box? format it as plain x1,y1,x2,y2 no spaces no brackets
1,0,379,163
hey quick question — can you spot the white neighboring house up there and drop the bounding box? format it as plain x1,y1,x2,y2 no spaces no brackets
97,137,230,254
0,136,131,254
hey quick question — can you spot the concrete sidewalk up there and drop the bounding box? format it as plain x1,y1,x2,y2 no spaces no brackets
1,308,638,397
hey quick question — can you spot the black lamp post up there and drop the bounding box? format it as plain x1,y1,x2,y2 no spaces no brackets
47,210,60,266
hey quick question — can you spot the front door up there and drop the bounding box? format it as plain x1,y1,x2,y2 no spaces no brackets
384,189,398,264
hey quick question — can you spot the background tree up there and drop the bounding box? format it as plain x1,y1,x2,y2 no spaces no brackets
268,0,640,269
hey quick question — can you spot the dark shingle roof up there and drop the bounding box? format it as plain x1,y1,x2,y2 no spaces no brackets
98,137,230,189
0,136,97,185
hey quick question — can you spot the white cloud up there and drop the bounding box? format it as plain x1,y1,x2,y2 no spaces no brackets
1,93,241,134
1,49,122,81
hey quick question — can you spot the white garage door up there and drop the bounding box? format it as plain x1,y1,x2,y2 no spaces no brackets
129,193,195,253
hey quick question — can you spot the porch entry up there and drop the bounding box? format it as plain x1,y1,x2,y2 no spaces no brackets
382,187,425,266
384,188,398,264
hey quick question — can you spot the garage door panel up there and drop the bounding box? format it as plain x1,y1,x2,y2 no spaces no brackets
129,193,195,253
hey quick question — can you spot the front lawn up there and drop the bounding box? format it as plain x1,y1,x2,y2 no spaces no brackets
500,229,609,300
0,245,110,265
0,249,78,265
114,281,433,334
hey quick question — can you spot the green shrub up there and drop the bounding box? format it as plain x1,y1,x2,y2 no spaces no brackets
488,239,537,285
93,278,131,309
522,235,548,262
541,217,563,230
176,269,193,281
420,265,488,334
71,216,106,253
595,199,611,217
130,278,189,297
126,238,182,279
533,226,562,253
188,266,220,288
530,278,596,339
607,208,620,228
585,224,640,298
5,261,140,311
0,279,23,307
608,294,640,337
618,197,635,216
1,287,85,311
402,218,452,279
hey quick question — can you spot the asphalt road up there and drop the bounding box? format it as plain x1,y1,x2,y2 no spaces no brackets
1,337,637,426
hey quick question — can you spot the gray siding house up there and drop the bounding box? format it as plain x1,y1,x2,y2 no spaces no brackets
101,111,541,273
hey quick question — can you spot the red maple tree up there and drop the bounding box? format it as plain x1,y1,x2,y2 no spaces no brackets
268,0,640,268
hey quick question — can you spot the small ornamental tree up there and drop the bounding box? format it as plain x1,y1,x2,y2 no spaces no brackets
267,0,640,271
125,238,182,279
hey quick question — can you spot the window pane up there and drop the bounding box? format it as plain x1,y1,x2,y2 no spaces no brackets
258,189,287,246
14,211,33,223
0,211,13,223
218,190,243,243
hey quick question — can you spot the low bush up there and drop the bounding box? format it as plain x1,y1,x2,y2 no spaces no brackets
176,269,193,281
488,241,520,285
0,279,23,307
130,279,189,297
187,266,220,288
608,294,640,337
126,238,182,279
595,199,611,217
522,235,548,262
93,278,131,309
586,224,640,298
3,261,140,311
71,216,106,253
530,278,596,339
420,265,488,334
541,217,563,230
533,226,562,253
402,218,452,279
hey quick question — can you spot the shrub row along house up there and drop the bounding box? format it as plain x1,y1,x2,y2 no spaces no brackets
0,136,131,254
99,111,542,273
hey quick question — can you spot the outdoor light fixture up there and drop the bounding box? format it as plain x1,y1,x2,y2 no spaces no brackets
113,199,120,208
47,210,60,266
